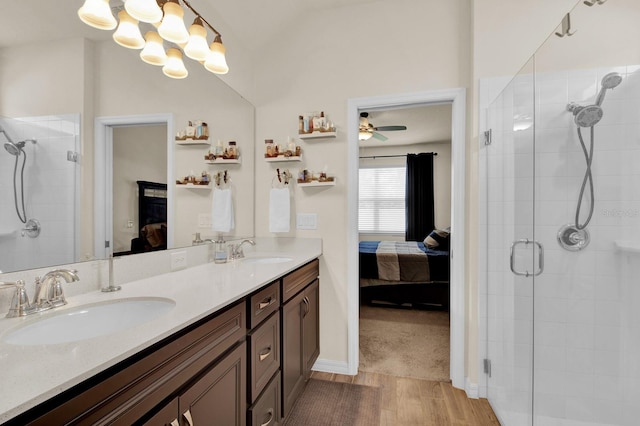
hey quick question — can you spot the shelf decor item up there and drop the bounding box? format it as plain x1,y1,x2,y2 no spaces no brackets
298,111,335,135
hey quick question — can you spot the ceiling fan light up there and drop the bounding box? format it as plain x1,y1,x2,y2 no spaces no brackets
124,0,163,24
140,31,167,66
158,0,189,44
77,0,117,30
359,130,373,141
163,48,188,79
184,17,210,61
204,35,229,74
113,10,145,49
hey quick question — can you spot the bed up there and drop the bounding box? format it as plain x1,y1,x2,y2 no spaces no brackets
359,237,450,310
130,180,168,254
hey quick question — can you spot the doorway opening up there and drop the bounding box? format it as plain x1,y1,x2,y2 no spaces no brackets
347,88,466,390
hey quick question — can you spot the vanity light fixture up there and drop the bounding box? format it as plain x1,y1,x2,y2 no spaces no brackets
112,10,145,49
77,0,230,79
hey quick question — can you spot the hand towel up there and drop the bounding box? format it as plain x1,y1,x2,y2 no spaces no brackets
212,187,235,232
269,187,290,233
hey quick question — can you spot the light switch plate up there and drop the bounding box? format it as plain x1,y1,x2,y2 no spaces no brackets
198,213,212,228
296,213,318,230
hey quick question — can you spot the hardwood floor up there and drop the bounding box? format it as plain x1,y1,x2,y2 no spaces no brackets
310,371,500,426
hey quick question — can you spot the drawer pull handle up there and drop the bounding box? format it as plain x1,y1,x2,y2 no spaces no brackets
258,296,275,310
302,296,310,316
260,409,274,426
259,347,272,361
170,420,179,426
183,409,194,426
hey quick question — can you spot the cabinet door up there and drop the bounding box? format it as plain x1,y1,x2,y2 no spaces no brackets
141,398,179,426
302,279,320,378
178,342,246,426
281,290,305,417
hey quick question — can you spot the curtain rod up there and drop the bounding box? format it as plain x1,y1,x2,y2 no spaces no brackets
359,153,438,159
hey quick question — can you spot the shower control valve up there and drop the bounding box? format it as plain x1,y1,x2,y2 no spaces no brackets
21,218,41,238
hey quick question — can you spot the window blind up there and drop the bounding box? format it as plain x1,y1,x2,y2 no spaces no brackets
359,166,406,233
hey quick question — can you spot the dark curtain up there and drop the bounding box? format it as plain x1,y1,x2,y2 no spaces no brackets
405,153,435,241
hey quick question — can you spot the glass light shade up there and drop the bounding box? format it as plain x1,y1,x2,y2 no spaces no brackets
140,31,167,66
359,130,373,141
113,10,145,49
163,48,188,79
204,36,229,75
184,18,210,61
158,1,189,44
77,0,117,30
124,0,163,24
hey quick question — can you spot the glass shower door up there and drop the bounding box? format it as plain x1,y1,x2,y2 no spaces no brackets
485,57,537,426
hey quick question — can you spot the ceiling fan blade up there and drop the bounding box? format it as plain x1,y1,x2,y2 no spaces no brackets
372,132,388,141
373,125,407,131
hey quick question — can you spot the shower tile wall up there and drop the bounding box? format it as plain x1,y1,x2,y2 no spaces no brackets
481,65,640,426
0,114,79,273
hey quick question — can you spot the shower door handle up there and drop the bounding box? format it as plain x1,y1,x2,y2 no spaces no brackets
510,239,544,277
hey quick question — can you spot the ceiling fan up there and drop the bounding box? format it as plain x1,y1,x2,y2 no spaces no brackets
358,112,407,141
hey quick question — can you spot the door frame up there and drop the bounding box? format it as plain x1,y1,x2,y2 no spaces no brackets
347,88,466,390
94,113,174,258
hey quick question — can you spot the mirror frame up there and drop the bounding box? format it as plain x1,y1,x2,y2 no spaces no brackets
94,113,175,259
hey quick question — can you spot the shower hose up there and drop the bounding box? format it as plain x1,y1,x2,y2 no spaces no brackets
11,149,28,224
574,126,595,230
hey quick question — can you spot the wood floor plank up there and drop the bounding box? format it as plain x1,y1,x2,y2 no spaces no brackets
377,373,398,412
379,408,396,426
419,379,444,399
423,397,451,425
396,377,422,405
469,397,501,425
332,373,354,384
310,371,333,381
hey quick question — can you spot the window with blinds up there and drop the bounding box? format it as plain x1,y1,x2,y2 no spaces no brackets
359,166,406,234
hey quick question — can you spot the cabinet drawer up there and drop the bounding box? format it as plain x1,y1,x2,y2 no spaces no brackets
248,280,280,329
282,259,319,303
249,371,281,426
248,312,280,403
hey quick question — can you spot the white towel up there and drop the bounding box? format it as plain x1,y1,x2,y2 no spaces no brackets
269,187,290,233
212,188,235,232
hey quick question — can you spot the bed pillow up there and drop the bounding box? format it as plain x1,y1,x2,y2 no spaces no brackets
424,228,450,251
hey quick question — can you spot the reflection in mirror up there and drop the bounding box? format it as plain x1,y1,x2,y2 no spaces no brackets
0,3,256,276
0,114,80,273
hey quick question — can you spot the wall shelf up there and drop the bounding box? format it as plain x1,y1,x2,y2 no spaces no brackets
298,131,337,140
205,158,241,164
298,180,336,187
265,156,302,162
175,140,210,146
175,184,212,190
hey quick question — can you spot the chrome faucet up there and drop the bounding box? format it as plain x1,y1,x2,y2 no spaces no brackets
0,269,79,317
229,239,255,260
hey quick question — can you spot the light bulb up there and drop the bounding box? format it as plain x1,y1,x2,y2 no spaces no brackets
184,17,209,61
140,31,167,66
204,35,229,75
113,10,145,49
77,0,117,30
163,48,188,79
158,0,189,44
124,0,163,24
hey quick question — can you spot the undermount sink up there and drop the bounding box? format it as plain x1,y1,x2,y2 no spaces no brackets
241,256,293,264
2,297,175,346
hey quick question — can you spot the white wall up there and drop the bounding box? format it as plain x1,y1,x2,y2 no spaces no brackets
252,0,471,368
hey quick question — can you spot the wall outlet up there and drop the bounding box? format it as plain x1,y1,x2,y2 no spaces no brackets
170,251,187,271
198,213,212,228
296,213,318,230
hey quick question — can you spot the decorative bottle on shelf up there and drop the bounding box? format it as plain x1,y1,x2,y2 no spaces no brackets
227,141,237,159
185,121,196,139
265,139,274,157
215,139,224,156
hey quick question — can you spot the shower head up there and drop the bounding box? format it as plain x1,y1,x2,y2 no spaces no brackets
595,72,622,106
567,103,603,127
4,141,25,156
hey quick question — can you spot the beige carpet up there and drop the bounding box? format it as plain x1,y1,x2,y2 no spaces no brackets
359,305,450,381
283,379,381,426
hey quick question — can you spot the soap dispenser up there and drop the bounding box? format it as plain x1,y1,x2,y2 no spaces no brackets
213,234,227,264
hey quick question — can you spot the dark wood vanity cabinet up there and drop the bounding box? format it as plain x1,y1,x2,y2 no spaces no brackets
281,260,320,418
3,258,320,426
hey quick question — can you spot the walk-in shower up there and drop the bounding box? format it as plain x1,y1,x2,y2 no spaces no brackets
558,72,622,251
0,125,39,237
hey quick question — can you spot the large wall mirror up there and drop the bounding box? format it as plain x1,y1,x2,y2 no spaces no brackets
0,2,255,274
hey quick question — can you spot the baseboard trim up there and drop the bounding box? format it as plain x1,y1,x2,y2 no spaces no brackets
312,358,352,376
465,376,479,399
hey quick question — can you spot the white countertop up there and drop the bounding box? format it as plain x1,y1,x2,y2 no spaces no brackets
0,239,322,422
